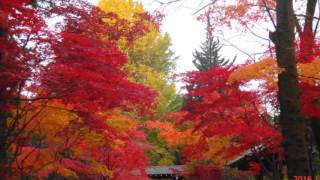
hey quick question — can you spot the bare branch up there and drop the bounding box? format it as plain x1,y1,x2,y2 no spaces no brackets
314,0,320,34
262,0,276,29
193,0,217,15
154,0,181,5
222,37,256,62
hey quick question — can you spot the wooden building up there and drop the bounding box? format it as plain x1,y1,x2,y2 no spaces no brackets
146,165,186,180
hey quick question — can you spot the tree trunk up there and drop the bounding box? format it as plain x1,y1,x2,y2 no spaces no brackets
0,22,11,178
0,113,8,173
255,173,263,180
0,115,8,170
311,120,320,157
304,0,320,165
0,24,8,175
304,0,317,30
273,0,312,179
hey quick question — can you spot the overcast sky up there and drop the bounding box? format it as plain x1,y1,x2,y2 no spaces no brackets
139,0,208,73
138,0,271,72
88,0,271,89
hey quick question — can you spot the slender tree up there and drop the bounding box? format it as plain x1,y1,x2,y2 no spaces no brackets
186,15,235,111
192,15,235,72
272,0,312,178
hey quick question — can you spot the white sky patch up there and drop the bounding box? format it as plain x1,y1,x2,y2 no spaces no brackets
88,0,206,73
88,0,99,4
87,0,273,92
138,0,273,68
88,0,271,69
138,0,271,93
139,0,206,73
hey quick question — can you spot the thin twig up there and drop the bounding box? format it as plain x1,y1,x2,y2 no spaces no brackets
314,0,320,34
193,0,217,15
222,36,256,62
262,0,276,29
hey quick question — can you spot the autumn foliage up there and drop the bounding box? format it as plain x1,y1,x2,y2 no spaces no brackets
4,0,320,179
148,66,283,178
0,0,161,179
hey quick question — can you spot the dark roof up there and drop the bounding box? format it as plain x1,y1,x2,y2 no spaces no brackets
146,165,186,175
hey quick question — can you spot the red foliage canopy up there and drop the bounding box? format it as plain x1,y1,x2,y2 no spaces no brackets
182,67,282,175
0,1,157,179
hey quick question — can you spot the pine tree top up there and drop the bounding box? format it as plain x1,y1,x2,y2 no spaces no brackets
192,15,235,72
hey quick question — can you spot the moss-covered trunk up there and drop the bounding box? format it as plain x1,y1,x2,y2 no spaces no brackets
274,0,312,178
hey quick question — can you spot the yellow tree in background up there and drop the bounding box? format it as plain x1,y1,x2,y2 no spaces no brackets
98,0,144,20
98,0,176,75
98,0,180,166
